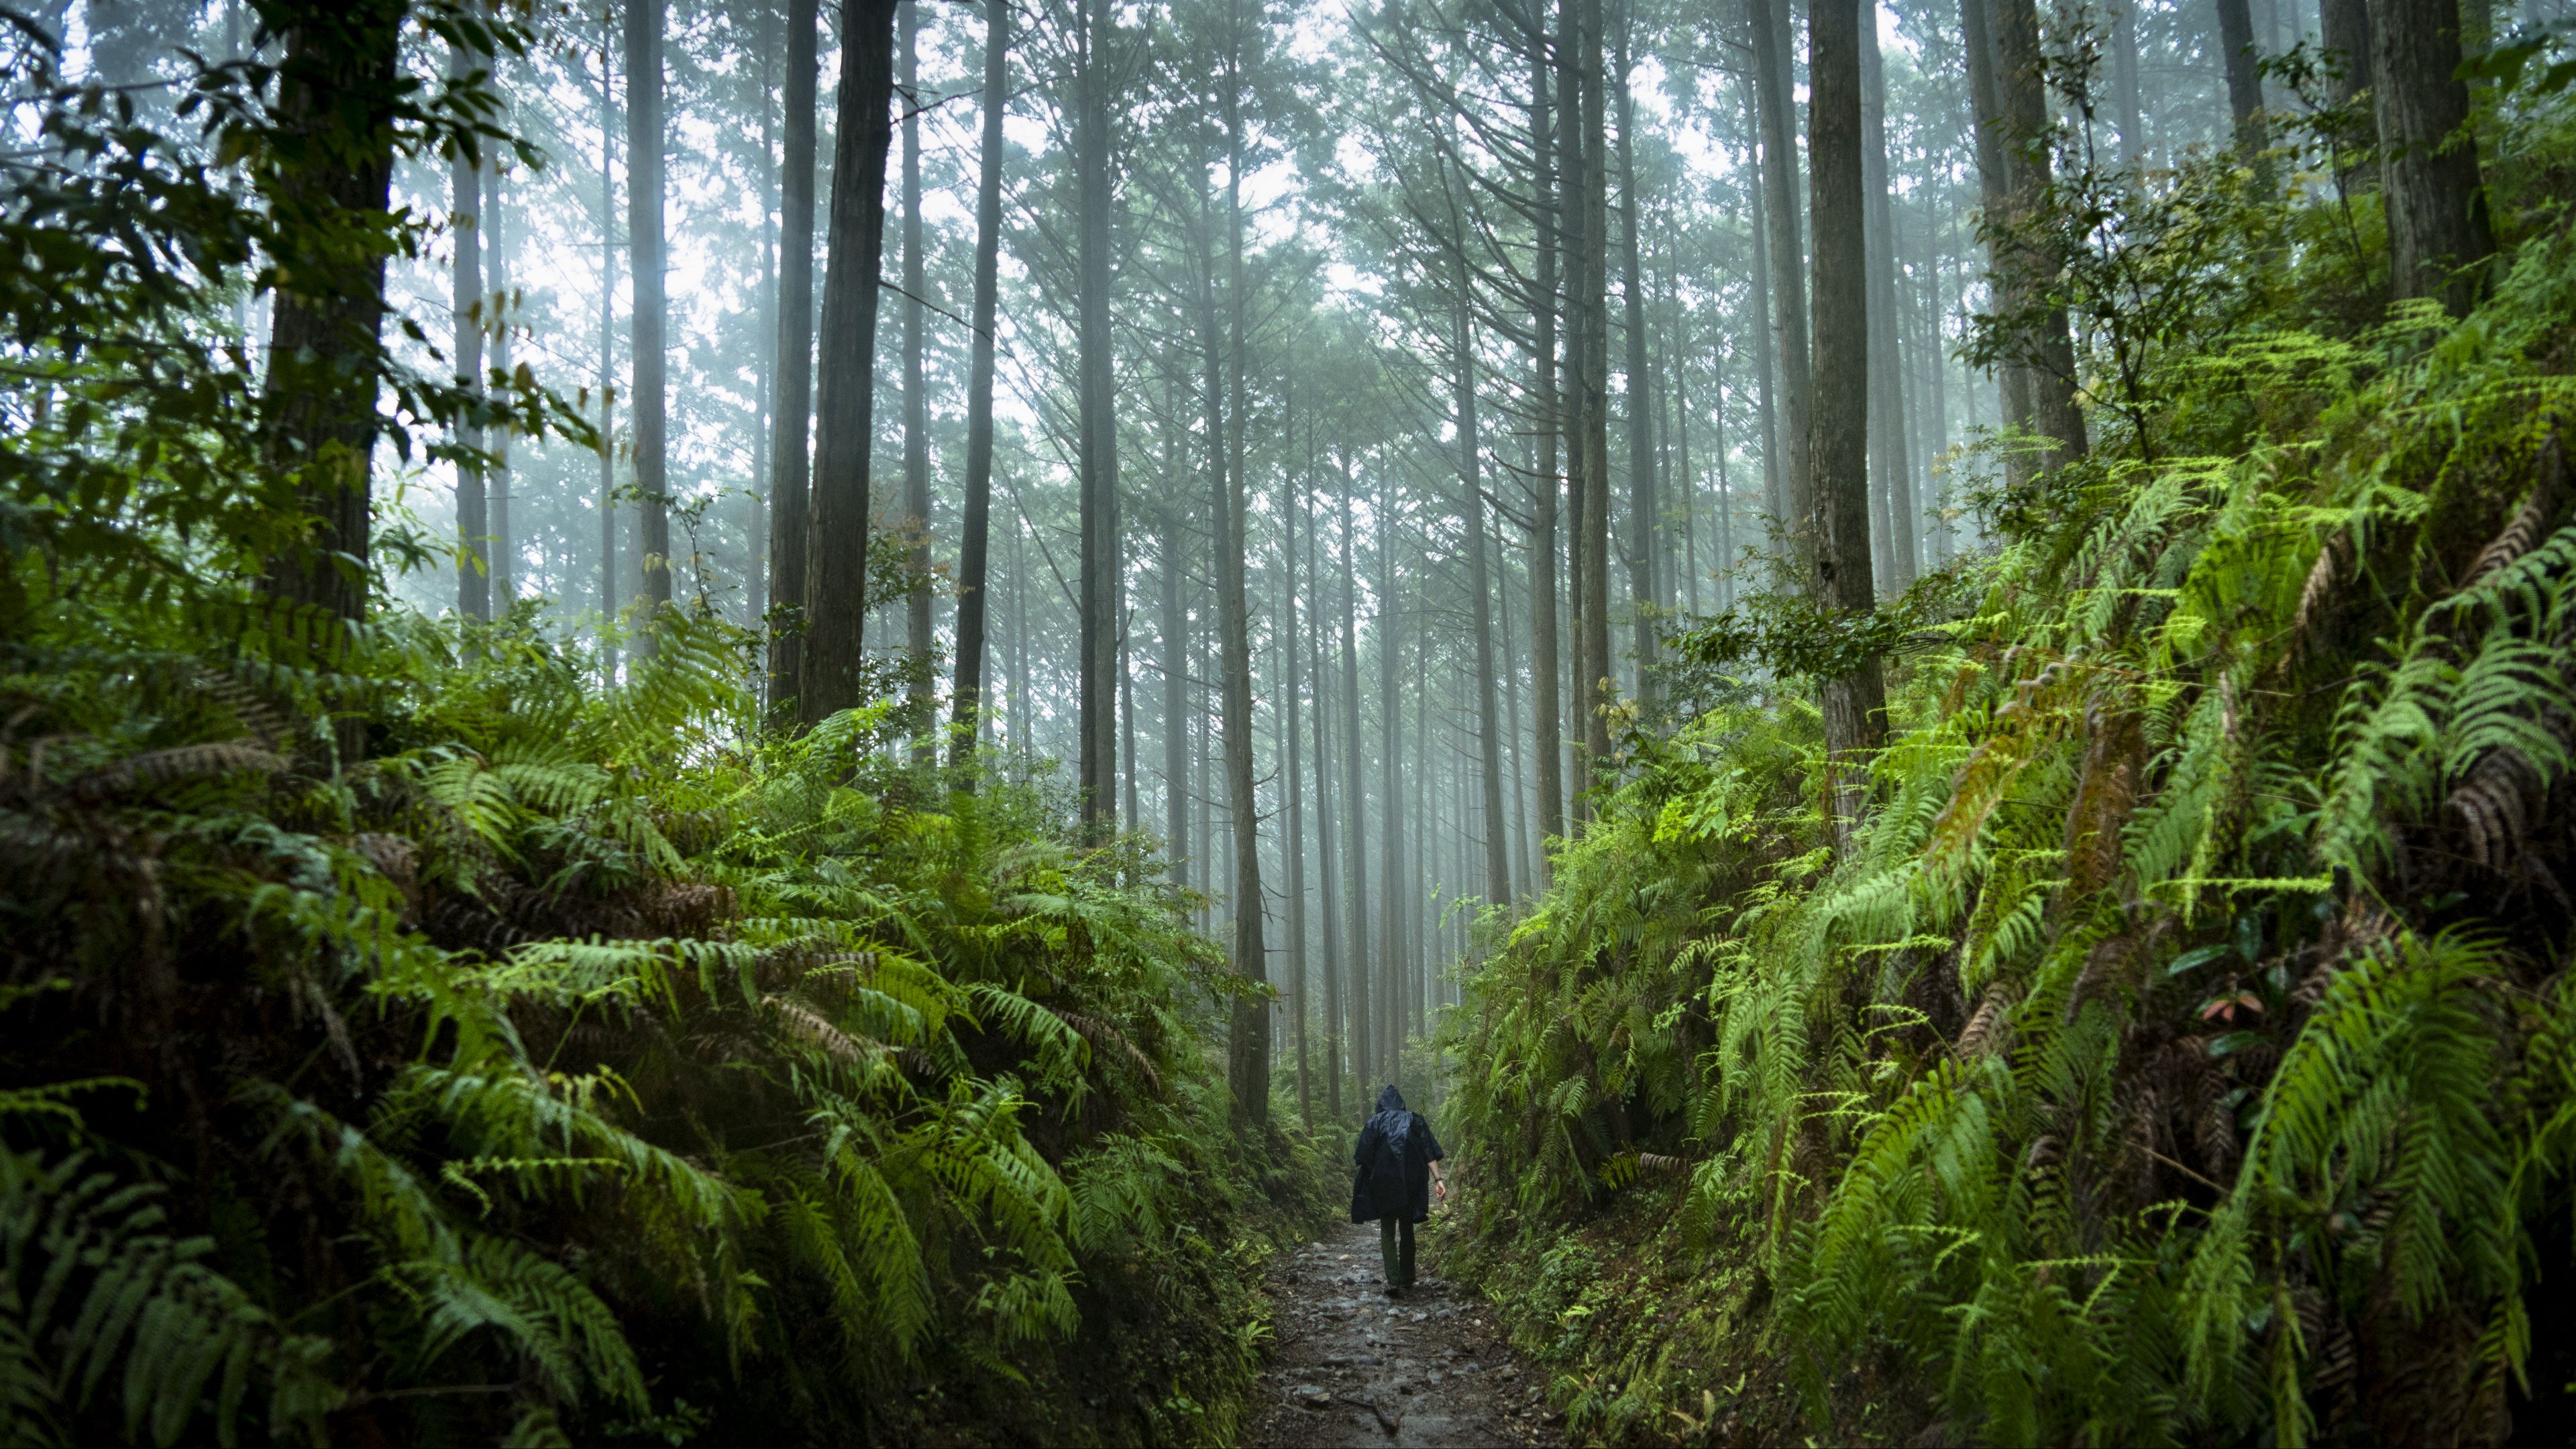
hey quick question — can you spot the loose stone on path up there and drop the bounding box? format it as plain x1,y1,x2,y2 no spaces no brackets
1246,1220,1560,1448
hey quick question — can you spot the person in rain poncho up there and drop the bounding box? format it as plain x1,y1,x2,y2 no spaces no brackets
1349,1084,1446,1295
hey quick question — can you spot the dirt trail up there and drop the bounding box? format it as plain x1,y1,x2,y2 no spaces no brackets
1246,1219,1561,1448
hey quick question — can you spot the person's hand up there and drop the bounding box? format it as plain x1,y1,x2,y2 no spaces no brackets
1435,1179,1448,1204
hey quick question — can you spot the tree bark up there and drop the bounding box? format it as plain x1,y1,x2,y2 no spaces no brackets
260,0,407,730
596,21,619,684
1556,0,1594,814
1307,455,1344,1120
1525,0,1568,861
488,159,514,610
1985,0,2088,470
1741,87,1784,552
2214,0,2271,155
625,0,671,629
1075,0,1122,830
1749,0,1813,566
1337,472,1373,1099
1811,0,1888,845
451,34,488,623
1613,7,1659,706
950,0,1008,767
1860,5,1916,590
2369,0,2491,314
1283,458,1310,1124
900,0,934,757
1377,483,1405,1087
1572,0,1614,806
802,0,901,725
1453,281,1512,912
2112,2,2145,165
767,0,818,722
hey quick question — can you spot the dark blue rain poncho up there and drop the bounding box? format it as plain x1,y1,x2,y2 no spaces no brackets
1349,1085,1445,1224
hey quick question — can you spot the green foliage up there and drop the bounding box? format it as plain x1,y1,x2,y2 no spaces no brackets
1442,133,2576,1447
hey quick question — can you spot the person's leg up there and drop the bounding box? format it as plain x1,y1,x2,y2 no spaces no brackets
1379,1216,1399,1287
1398,1218,1415,1288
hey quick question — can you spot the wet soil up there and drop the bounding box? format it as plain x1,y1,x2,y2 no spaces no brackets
1246,1219,1562,1448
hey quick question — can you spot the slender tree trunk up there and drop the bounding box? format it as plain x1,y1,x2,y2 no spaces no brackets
2112,2,2145,164
1338,472,1373,1100
489,161,515,611
2215,0,2271,155
1308,459,1344,1120
1860,7,1917,589
1161,502,1190,886
803,0,901,724
1743,88,1784,547
261,0,407,746
2370,0,2492,313
1525,0,1568,859
1986,0,2088,469
451,31,488,623
1811,0,1888,845
2322,0,2373,111
768,0,818,720
951,0,1008,767
900,0,934,756
1283,464,1310,1124
1576,0,1614,796
1453,282,1512,912
1377,484,1405,1089
597,23,619,682
1075,0,1121,829
1613,7,1658,707
1497,523,1531,896
626,0,670,629
1749,0,1813,564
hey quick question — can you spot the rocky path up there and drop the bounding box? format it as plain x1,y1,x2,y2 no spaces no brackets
1246,1219,1561,1448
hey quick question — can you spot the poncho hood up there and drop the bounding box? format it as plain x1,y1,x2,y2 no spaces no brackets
1374,1084,1407,1115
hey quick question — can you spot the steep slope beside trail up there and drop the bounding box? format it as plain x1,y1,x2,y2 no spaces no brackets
1248,1220,1561,1448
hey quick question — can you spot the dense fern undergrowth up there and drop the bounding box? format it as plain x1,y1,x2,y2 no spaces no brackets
1,596,1338,1446
1439,68,2576,1449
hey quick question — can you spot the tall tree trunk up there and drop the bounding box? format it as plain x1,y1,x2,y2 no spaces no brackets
488,160,515,610
1308,458,1344,1120
1811,0,1888,844
1161,502,1190,887
1283,460,1310,1124
597,22,619,683
2112,2,2145,164
1337,472,1373,1100
1377,484,1405,1089
1742,88,1784,548
1986,0,2088,469
626,0,670,631
951,0,1008,766
746,16,774,634
1556,0,1593,815
1525,0,1568,859
804,0,901,724
1749,0,1813,564
261,0,407,753
2322,0,2372,111
1453,281,1512,912
1497,519,1531,896
1075,0,1121,829
1613,7,1659,707
768,0,819,722
900,0,934,757
2215,0,2269,154
1860,5,1917,589
1960,0,2029,482
451,34,488,623
1576,0,1615,798
2369,0,2491,313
